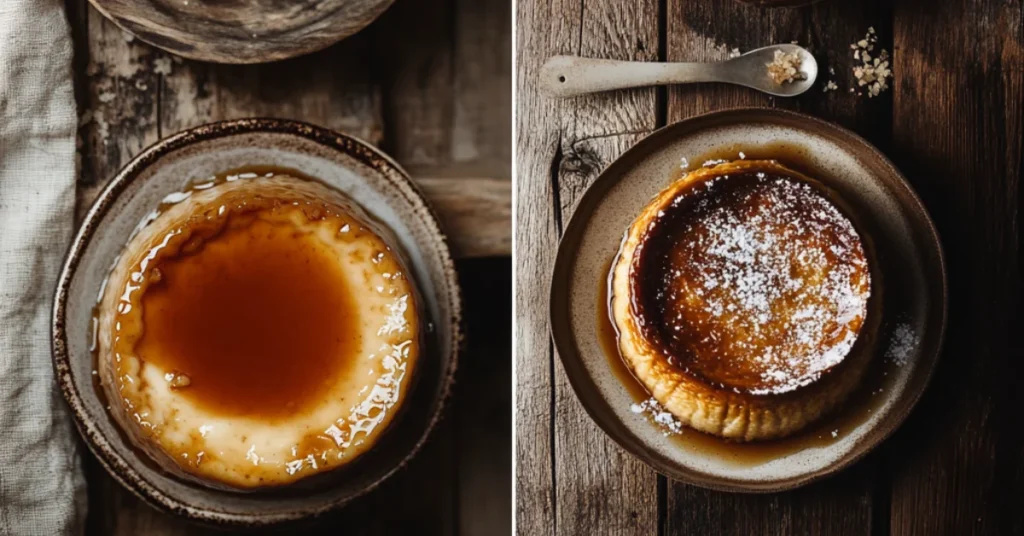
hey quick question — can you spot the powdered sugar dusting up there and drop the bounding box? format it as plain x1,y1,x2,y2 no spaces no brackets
885,323,915,366
630,397,683,436
651,170,871,394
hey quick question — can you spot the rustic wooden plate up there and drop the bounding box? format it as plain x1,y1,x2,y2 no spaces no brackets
549,108,946,492
52,119,461,526
88,0,394,63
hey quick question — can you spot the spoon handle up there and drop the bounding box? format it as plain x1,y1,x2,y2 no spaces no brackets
539,55,722,98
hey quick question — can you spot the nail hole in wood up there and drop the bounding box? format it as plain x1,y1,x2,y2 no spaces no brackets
558,75,566,83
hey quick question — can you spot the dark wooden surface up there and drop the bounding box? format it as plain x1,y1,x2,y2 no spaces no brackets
515,0,1024,534
68,0,512,533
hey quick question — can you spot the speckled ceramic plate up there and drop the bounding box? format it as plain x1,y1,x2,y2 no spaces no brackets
549,108,946,492
52,118,460,526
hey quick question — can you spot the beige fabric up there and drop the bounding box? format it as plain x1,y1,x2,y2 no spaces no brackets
0,0,87,534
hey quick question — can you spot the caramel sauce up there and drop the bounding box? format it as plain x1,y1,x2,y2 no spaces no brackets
135,217,360,419
96,167,377,423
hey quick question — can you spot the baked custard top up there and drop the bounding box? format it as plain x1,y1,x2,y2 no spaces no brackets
628,161,871,395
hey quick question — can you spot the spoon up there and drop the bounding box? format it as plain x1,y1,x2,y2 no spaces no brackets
539,44,818,98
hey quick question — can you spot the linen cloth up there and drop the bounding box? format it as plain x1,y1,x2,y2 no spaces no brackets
0,0,87,534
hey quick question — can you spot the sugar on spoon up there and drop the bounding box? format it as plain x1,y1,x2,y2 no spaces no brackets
539,44,818,98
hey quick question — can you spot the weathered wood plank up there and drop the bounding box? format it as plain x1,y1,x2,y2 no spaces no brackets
76,7,161,223
513,0,561,531
159,33,383,142
78,10,511,259
374,0,454,170
663,1,891,534
549,1,662,535
889,0,1024,534
453,0,513,179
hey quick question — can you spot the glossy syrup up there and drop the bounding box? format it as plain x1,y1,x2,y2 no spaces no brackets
600,143,899,466
136,217,360,419
95,167,364,421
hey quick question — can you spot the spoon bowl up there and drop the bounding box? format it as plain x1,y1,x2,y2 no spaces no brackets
726,44,818,97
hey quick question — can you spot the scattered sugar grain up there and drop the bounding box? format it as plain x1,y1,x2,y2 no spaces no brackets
849,27,892,98
631,398,684,436
885,323,915,366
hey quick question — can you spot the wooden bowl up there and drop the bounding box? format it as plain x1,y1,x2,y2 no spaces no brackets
52,118,461,526
88,0,395,63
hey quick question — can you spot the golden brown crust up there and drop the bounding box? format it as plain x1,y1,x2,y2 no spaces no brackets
611,160,876,441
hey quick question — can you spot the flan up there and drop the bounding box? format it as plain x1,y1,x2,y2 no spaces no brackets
611,160,875,441
96,173,421,488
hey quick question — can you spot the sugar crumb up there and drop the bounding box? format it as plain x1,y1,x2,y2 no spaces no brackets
850,27,892,98
885,323,916,366
767,49,807,85
631,398,683,436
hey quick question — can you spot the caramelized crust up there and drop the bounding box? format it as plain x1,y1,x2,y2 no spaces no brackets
612,160,876,441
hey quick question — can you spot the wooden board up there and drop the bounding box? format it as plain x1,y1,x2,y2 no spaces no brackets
71,0,511,532
75,0,510,259
515,0,1024,534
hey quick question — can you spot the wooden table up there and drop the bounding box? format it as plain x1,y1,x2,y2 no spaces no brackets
69,0,511,533
516,0,1024,534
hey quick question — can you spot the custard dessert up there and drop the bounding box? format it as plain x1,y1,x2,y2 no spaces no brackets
96,173,421,488
611,160,874,441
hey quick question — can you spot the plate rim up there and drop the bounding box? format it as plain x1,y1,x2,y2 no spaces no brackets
51,118,462,526
548,107,948,493
86,0,396,64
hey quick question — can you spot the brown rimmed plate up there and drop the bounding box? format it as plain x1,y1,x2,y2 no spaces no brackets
549,108,946,492
88,0,394,64
52,118,460,526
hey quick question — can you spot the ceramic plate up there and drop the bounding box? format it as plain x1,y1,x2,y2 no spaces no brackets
549,108,946,492
52,118,460,526
88,0,394,64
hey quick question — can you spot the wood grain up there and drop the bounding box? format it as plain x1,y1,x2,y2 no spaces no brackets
78,3,510,259
515,0,661,534
88,0,394,63
889,0,1024,534
74,0,511,532
550,0,662,530
513,0,560,531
